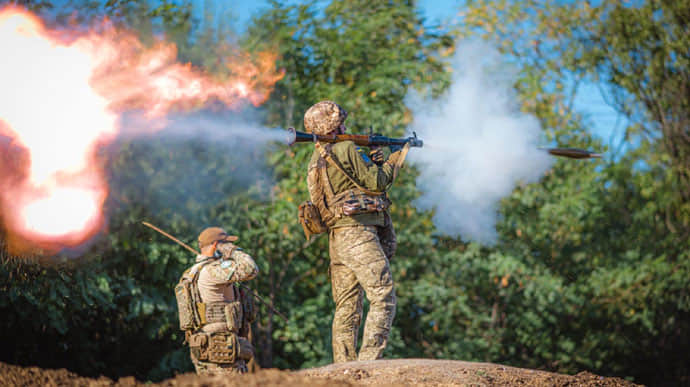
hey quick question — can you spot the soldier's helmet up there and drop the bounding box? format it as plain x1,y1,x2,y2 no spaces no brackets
304,101,348,135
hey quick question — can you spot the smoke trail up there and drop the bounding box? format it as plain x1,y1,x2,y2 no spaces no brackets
407,41,553,243
108,111,286,225
125,111,287,145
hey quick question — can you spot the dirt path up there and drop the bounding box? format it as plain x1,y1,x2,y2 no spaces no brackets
0,359,642,386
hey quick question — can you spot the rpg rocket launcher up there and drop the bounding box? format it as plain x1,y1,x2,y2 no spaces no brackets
287,127,423,151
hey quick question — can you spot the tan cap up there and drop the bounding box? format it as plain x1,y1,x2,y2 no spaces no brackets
198,227,238,248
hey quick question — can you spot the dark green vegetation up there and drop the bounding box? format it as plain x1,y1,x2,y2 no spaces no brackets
1,0,688,385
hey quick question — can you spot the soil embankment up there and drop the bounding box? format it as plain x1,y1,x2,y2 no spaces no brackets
0,359,641,386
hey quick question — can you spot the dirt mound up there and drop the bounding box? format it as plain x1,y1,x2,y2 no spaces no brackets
0,359,642,386
302,359,642,386
0,362,113,387
0,362,348,387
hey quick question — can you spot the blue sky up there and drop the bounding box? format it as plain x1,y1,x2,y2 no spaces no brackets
196,0,624,151
201,0,463,29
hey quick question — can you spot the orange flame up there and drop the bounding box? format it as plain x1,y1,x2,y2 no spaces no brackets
0,6,284,255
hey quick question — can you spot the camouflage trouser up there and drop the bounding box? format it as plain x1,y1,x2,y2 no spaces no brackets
378,213,397,260
329,223,396,363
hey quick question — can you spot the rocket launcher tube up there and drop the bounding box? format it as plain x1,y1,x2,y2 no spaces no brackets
287,127,423,148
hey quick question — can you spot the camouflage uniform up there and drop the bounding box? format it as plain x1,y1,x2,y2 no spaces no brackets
188,242,259,375
304,101,404,363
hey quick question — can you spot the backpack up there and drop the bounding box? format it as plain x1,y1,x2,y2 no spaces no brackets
175,259,212,331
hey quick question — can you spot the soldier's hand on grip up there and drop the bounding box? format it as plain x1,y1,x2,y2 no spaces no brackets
369,148,385,165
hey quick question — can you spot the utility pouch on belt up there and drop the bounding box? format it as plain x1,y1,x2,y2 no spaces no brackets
224,301,243,333
341,192,391,216
299,200,328,240
237,337,255,361
189,332,209,361
207,333,239,364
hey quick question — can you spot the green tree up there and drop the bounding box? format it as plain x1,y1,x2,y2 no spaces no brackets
2,1,688,385
435,1,690,384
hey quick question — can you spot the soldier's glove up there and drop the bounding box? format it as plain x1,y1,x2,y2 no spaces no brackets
369,148,385,166
216,242,237,260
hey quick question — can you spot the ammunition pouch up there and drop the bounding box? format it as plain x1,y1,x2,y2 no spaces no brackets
237,337,255,361
224,301,243,333
299,200,329,240
339,190,390,216
188,332,251,364
188,332,209,361
209,332,239,363
193,332,239,364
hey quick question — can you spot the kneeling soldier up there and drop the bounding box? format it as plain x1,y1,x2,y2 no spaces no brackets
175,227,259,375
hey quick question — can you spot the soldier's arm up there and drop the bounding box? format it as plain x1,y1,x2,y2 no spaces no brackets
226,249,259,282
341,141,395,191
206,244,259,283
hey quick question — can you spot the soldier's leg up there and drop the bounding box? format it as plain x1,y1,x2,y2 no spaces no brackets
378,213,397,260
330,229,364,363
333,226,396,361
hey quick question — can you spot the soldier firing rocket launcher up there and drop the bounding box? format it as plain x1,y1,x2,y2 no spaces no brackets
287,127,603,160
287,127,423,150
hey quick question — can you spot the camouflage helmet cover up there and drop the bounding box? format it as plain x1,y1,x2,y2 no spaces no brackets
304,101,348,135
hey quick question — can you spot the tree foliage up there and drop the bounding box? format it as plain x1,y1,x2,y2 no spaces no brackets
0,0,688,385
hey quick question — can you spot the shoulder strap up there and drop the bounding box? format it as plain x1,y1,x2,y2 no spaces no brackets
317,147,337,202
307,154,337,225
315,143,384,197
184,258,213,281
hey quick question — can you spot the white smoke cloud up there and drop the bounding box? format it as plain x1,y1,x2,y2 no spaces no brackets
407,41,553,243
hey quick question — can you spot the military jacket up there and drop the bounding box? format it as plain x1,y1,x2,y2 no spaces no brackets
309,140,396,228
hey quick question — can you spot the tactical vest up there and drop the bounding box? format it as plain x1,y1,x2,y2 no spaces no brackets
305,143,390,227
176,258,256,332
175,258,256,363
